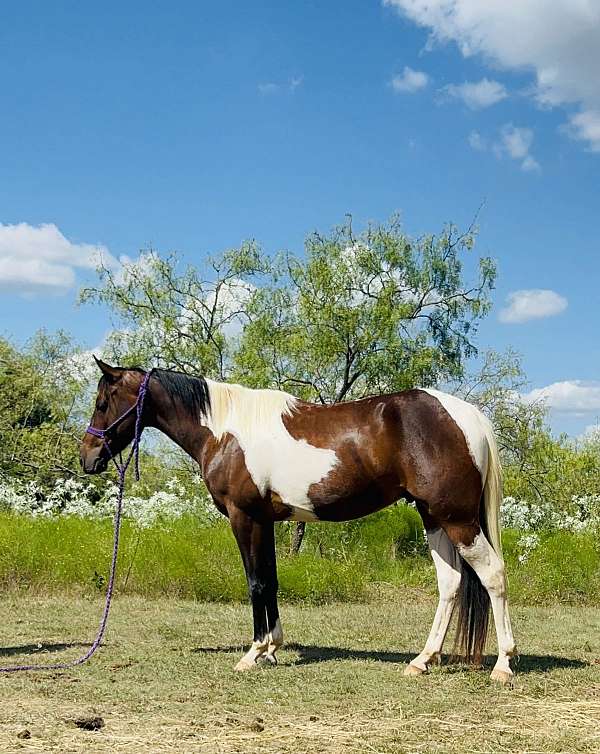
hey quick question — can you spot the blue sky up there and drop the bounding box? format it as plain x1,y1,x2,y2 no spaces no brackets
1,1,599,435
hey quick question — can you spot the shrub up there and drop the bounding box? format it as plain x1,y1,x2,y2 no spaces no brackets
0,473,598,605
504,530,600,604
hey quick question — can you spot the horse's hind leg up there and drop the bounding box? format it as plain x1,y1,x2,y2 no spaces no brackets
405,527,462,675
452,528,516,683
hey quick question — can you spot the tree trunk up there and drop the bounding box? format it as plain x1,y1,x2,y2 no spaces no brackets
290,522,306,555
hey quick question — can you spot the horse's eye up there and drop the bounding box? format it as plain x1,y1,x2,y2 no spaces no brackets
96,399,108,413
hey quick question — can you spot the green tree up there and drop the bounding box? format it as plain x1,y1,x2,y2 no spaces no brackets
235,217,495,402
0,331,89,487
80,243,267,378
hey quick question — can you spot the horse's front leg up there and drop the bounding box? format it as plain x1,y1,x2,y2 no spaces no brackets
228,505,282,671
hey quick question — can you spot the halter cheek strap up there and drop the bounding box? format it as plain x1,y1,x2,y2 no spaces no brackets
86,369,153,481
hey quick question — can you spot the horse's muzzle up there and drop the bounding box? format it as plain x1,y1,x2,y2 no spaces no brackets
80,446,109,474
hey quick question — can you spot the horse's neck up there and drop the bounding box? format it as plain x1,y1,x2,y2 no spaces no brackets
149,382,211,462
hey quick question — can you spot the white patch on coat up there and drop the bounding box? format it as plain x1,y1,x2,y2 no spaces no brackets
203,379,337,518
420,388,489,479
420,390,504,562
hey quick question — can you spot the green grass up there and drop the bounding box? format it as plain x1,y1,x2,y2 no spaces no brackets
503,529,600,604
0,509,599,604
0,593,598,753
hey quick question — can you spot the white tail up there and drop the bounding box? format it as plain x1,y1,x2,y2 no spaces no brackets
480,414,504,560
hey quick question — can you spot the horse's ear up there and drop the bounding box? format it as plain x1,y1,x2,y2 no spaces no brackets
93,356,122,383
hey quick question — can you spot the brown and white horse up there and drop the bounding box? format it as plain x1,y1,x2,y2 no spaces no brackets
81,360,516,683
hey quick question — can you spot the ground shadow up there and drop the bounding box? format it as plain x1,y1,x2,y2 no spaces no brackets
0,642,88,658
512,654,588,672
193,643,588,672
282,643,416,666
193,643,414,665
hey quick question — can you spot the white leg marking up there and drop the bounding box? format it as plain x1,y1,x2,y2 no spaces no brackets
265,618,283,664
235,619,283,671
407,528,462,674
235,638,269,671
457,532,516,680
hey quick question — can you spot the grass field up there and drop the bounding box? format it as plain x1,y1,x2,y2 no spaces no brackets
0,589,598,753
1,512,599,605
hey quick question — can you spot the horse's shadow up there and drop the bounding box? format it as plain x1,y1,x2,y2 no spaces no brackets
193,643,588,673
2,641,587,674
0,642,88,658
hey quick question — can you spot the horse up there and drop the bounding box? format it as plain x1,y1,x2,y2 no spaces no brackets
80,358,517,683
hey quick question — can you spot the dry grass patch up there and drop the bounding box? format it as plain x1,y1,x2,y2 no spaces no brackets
0,593,598,753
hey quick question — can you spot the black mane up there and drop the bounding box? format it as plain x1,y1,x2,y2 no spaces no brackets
153,369,211,420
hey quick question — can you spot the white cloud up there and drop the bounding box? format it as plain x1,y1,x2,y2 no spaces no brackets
289,76,304,92
521,154,541,172
523,381,600,415
494,124,541,172
566,109,600,153
258,82,280,95
0,222,120,295
383,0,600,151
469,123,540,171
390,66,430,93
499,289,567,324
498,124,532,159
258,76,304,95
582,423,600,440
468,130,487,151
201,277,256,338
442,78,507,109
114,250,157,285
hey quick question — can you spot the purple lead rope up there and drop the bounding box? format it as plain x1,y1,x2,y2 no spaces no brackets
0,370,153,673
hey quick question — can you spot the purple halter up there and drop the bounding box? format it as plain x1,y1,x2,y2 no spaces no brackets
86,369,153,481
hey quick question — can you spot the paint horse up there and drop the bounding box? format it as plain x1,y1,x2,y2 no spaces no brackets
81,359,516,683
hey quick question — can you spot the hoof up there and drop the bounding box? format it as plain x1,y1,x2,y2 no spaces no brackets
263,653,277,666
490,668,513,685
234,657,257,672
404,663,426,677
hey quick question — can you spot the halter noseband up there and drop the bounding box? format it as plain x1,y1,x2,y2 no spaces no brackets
86,369,153,479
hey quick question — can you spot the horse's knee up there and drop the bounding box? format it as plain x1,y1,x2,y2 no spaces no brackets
248,574,278,600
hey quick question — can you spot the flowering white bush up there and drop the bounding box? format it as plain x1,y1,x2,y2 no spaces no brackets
501,494,600,561
515,533,540,564
501,495,600,534
2,476,599,554
0,475,216,529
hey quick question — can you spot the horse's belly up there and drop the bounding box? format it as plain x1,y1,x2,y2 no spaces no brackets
311,495,394,522
304,476,402,522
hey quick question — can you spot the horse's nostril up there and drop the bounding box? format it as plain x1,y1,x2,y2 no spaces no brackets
92,456,107,473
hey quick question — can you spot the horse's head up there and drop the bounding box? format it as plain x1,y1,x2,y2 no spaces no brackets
80,357,147,474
